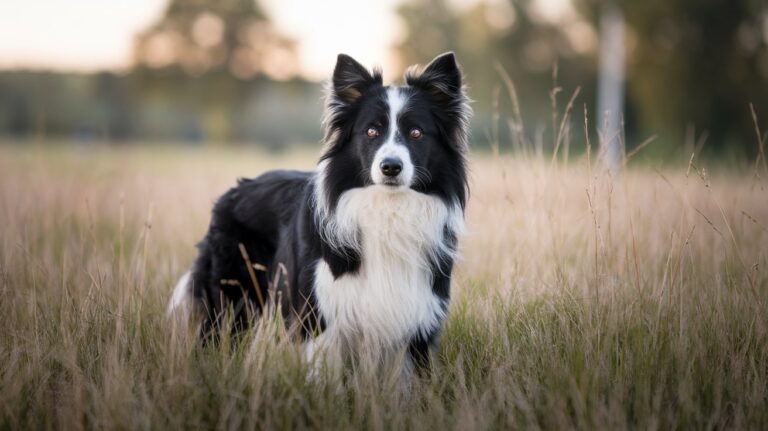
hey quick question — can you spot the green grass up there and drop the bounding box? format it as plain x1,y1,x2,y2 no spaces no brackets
1,143,766,429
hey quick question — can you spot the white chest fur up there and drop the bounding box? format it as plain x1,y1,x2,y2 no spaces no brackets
313,186,461,349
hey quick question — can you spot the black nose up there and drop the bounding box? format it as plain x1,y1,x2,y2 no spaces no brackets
380,158,403,177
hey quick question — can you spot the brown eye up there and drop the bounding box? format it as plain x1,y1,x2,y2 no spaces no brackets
366,127,379,138
409,128,423,140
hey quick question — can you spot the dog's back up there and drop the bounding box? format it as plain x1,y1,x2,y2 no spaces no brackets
170,170,313,339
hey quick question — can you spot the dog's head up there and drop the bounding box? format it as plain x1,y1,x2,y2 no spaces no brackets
318,53,471,209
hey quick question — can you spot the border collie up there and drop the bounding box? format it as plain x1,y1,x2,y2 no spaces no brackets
168,52,471,375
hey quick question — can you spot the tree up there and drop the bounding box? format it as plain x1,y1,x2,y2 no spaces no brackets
131,0,300,142
574,0,768,154
396,0,596,150
133,0,297,80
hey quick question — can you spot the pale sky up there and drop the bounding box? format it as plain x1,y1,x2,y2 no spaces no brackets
0,0,574,81
0,0,165,72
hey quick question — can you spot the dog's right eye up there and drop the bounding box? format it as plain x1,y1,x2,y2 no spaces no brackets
366,127,380,138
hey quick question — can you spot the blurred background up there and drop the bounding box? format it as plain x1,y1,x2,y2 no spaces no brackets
0,0,766,160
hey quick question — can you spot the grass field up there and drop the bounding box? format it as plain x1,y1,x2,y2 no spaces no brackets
1,143,766,429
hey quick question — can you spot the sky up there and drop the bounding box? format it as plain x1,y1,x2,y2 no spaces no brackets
0,0,574,81
0,0,165,72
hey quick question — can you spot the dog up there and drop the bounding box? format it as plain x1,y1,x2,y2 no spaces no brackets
168,52,471,376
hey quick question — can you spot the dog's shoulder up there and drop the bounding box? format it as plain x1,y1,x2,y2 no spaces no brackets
235,169,313,193
212,169,314,231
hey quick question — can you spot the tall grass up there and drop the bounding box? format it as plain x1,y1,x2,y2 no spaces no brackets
0,142,766,429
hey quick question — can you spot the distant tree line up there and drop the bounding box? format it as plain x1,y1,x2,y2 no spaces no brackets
0,70,323,147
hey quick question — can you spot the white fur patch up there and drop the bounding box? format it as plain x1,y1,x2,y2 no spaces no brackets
167,270,193,324
312,186,463,360
371,88,414,187
313,158,345,251
314,158,331,216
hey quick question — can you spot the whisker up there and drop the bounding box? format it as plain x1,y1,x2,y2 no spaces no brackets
411,166,432,190
413,167,433,186
357,168,372,184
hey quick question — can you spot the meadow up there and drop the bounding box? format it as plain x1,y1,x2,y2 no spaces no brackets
0,142,766,429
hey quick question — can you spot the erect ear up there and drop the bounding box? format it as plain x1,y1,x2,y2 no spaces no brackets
405,52,472,153
405,52,462,100
332,54,380,105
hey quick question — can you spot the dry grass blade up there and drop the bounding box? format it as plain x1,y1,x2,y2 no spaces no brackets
584,104,593,181
623,134,657,165
550,62,562,157
749,103,768,176
693,208,723,237
493,62,526,152
239,242,265,308
138,202,153,295
741,210,767,233
712,199,762,307
551,86,581,166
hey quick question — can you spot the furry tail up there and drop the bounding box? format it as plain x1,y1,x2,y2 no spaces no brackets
167,270,194,328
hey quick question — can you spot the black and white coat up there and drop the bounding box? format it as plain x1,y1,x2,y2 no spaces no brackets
168,52,471,375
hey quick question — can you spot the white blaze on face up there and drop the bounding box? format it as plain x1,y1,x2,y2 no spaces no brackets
371,87,414,188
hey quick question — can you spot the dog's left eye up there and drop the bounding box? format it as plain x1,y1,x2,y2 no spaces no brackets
409,128,423,140
366,127,379,138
